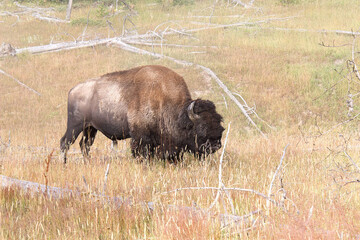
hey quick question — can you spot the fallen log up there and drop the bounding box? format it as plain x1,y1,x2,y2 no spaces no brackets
0,174,259,226
15,38,114,55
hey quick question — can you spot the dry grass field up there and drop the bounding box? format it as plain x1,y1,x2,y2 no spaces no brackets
1,0,360,239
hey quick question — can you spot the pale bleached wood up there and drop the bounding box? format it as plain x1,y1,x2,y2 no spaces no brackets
123,40,217,49
266,144,289,209
121,16,297,42
13,1,69,23
0,68,41,96
66,0,73,21
197,65,267,137
111,39,267,137
1,174,73,198
32,12,69,23
0,174,255,225
232,0,255,8
208,123,231,211
239,26,360,37
15,38,115,55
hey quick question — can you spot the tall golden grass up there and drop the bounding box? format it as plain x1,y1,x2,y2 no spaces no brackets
1,0,360,238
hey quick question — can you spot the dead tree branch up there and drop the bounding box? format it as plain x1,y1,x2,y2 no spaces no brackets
111,39,267,136
103,163,110,194
197,65,267,137
267,144,289,209
232,0,255,8
122,40,217,49
0,68,41,96
14,2,69,23
350,35,360,81
122,15,297,42
66,0,73,21
314,111,360,137
240,26,360,37
208,122,231,211
162,186,279,207
0,174,254,226
344,150,360,173
15,38,114,55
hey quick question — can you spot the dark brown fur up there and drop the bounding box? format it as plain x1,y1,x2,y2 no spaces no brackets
60,65,224,163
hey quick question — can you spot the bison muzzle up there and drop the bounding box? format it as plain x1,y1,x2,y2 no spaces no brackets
60,65,224,163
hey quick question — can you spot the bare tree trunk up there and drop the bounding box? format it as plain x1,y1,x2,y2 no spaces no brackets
66,0,73,21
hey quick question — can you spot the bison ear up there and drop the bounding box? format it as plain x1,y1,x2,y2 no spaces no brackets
187,100,200,122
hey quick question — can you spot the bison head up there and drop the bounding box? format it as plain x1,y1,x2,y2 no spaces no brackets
182,99,225,157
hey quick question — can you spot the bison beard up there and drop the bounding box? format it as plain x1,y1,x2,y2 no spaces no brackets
60,65,224,163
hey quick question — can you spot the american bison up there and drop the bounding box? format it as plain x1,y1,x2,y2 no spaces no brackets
60,65,224,163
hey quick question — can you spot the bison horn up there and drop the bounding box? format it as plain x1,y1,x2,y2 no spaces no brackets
187,101,200,122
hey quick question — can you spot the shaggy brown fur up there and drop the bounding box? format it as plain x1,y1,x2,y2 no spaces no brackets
60,65,224,163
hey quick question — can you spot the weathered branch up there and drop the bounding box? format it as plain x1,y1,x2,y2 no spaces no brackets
103,163,110,194
344,150,360,173
198,65,267,137
111,39,267,137
232,0,255,8
32,12,69,23
14,2,55,13
122,15,297,42
0,174,254,225
1,174,73,198
162,186,279,207
241,26,360,37
15,38,114,55
351,36,360,81
13,1,69,23
314,111,360,137
0,68,41,96
208,122,231,211
123,40,217,49
66,0,73,21
267,144,289,209
186,16,298,34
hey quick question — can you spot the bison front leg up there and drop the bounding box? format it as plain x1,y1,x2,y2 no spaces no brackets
131,138,140,158
131,138,155,160
79,126,97,162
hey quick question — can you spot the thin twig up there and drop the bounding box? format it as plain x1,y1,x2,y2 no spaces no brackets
208,122,231,211
162,186,279,207
344,150,360,173
122,40,216,49
266,144,289,211
351,35,360,81
238,26,360,37
103,163,110,194
267,144,289,202
233,92,275,130
0,68,41,96
81,10,91,42
316,112,360,137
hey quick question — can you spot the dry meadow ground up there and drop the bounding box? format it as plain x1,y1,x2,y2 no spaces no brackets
1,0,360,239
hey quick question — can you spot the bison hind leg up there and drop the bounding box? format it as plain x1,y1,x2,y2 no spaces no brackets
60,124,83,164
79,126,97,160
